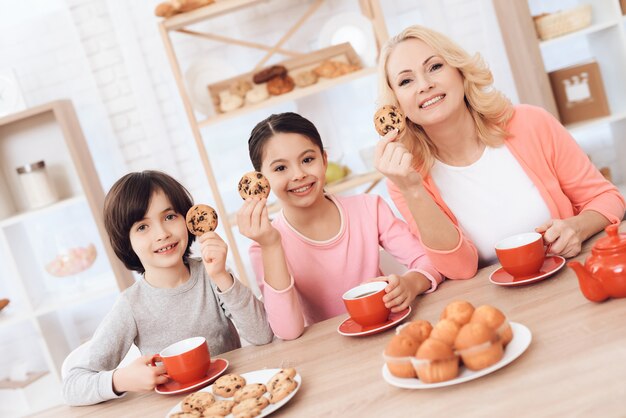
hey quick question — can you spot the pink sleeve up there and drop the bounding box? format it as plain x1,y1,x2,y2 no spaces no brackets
373,196,443,291
386,179,478,279
540,108,625,223
249,242,305,340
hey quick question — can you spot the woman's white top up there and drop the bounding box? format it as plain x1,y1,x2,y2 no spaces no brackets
430,145,551,266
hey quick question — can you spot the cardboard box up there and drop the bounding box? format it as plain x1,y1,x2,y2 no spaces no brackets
621,0,626,15
548,61,610,125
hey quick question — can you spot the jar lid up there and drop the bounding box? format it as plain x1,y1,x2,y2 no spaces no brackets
16,161,46,174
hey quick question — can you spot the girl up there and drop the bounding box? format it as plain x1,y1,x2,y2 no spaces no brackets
375,25,625,279
237,113,442,340
62,171,273,406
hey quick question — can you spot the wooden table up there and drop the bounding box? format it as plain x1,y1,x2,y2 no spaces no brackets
34,224,626,417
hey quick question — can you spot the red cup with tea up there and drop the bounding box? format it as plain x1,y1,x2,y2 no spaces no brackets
342,281,390,327
495,232,550,278
150,336,210,384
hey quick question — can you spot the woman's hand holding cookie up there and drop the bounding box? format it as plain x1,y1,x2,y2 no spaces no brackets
375,129,423,193
237,198,280,248
198,232,232,290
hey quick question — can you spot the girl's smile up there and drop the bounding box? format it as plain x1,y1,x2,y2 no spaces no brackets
288,181,316,195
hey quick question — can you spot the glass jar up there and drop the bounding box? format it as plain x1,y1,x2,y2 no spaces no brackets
16,160,58,209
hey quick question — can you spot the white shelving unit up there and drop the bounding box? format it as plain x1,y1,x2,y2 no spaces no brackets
0,100,134,416
158,0,389,286
494,0,626,191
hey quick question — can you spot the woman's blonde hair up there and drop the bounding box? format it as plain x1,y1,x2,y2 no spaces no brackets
378,25,513,175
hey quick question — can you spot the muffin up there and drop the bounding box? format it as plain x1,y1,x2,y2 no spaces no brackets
430,319,460,347
454,322,504,371
471,305,513,347
440,300,475,326
413,338,459,383
397,319,432,344
384,334,419,378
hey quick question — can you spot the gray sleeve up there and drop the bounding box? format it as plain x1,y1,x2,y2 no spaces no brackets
62,295,138,406
217,273,274,346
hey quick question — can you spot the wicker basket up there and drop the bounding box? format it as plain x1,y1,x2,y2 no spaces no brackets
533,4,592,41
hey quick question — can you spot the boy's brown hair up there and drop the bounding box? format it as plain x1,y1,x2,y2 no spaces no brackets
103,170,195,274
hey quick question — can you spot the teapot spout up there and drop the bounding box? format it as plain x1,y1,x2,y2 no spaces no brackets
567,261,608,302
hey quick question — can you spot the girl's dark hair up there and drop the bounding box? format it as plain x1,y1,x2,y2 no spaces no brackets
103,170,195,274
248,112,324,170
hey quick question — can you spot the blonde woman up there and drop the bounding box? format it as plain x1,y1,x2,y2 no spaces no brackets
375,25,625,279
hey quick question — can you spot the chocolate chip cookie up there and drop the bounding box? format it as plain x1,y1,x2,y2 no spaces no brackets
268,378,298,404
186,204,218,236
212,373,246,397
238,172,271,200
202,399,236,416
373,105,406,137
233,383,267,403
267,368,297,392
181,391,215,413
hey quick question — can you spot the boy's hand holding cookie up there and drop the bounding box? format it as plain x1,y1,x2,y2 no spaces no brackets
198,232,233,291
237,198,281,248
112,354,168,394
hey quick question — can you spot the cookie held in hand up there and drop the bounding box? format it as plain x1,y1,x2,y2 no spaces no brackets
373,105,406,137
186,204,218,236
238,172,271,200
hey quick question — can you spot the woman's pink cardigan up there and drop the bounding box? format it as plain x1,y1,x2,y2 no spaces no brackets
387,104,626,280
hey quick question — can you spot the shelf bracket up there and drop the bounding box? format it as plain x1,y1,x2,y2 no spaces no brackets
175,28,303,57
254,0,325,70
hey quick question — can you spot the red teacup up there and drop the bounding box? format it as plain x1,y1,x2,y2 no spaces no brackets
495,232,549,278
342,281,390,327
150,336,210,384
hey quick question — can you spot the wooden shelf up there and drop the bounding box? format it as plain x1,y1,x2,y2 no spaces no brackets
162,0,263,31
0,307,31,329
0,195,85,228
227,171,384,224
33,274,119,317
539,20,620,47
566,110,626,133
159,0,390,286
0,371,48,390
198,67,376,127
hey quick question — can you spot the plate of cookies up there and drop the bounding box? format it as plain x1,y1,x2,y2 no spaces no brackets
381,301,532,389
166,368,301,418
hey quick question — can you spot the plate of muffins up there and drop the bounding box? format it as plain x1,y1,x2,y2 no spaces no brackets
381,301,532,389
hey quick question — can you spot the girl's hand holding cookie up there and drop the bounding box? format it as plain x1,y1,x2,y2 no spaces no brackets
198,232,232,290
112,354,168,394
374,129,423,193
237,198,281,248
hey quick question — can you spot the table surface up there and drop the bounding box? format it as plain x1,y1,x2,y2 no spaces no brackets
33,224,626,417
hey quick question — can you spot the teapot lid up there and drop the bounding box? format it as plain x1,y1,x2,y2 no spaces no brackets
594,224,626,251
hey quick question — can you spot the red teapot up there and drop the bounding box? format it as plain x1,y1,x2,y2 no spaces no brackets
568,224,626,302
